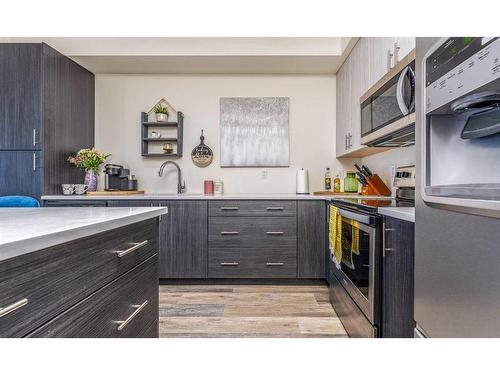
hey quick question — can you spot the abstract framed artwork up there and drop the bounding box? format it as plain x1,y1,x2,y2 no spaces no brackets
220,97,290,167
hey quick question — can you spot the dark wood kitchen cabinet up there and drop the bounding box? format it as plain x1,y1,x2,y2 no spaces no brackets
381,215,415,338
297,201,326,278
0,218,159,338
107,199,208,278
0,43,94,200
160,200,208,278
0,151,42,198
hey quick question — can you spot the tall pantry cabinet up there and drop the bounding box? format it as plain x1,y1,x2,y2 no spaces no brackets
0,43,94,200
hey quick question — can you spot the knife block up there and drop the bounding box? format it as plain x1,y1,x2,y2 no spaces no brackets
366,174,392,196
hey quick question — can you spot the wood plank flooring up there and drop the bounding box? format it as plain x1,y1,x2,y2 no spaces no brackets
159,284,348,338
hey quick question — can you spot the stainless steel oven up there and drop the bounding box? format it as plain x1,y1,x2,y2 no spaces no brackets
329,201,381,328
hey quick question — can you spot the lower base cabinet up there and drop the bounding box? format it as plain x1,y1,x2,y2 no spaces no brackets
42,198,328,280
0,218,159,338
381,216,415,338
29,256,158,338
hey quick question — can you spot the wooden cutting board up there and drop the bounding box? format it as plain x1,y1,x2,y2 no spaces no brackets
313,191,361,196
86,190,145,196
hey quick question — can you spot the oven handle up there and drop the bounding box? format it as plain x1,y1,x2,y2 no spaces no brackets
337,208,372,225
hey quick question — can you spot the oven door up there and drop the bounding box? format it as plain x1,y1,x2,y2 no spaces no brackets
331,207,380,324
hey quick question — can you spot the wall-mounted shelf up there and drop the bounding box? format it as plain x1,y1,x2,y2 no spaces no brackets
141,111,183,157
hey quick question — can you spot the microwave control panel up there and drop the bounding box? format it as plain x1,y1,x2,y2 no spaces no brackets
424,37,500,113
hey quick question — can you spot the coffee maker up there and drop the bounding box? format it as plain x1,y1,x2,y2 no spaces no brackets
103,164,138,191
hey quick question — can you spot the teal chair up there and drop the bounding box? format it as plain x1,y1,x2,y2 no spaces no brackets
0,196,40,207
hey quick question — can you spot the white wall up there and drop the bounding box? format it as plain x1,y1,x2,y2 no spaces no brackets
95,74,353,194
360,146,416,193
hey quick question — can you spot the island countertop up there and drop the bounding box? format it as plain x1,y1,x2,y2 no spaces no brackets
0,207,167,262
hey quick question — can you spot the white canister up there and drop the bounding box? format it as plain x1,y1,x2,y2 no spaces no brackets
214,180,224,196
296,168,309,195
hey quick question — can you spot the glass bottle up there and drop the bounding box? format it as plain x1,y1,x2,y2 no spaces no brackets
333,173,341,193
324,168,331,191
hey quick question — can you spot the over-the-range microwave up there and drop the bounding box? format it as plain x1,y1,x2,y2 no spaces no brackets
360,51,416,147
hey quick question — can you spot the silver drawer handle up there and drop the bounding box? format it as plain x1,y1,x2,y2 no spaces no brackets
221,231,239,235
115,240,148,258
266,231,284,235
221,207,239,211
116,300,148,331
0,298,28,318
266,262,284,266
220,262,239,266
266,207,284,211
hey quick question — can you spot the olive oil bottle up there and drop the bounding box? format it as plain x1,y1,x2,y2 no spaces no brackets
324,168,332,191
333,173,341,193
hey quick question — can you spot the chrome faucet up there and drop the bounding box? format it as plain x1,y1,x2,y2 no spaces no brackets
158,161,186,194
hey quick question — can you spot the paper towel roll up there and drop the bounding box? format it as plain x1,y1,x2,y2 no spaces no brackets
296,168,309,195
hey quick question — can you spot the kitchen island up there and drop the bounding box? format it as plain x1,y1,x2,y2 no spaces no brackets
0,206,166,338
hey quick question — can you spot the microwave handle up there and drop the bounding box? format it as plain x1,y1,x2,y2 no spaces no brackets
396,66,410,115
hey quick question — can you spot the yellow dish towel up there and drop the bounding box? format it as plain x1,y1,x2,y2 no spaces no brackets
329,206,342,267
351,219,360,255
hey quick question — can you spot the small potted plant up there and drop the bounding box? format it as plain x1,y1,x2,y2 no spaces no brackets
68,148,110,192
154,104,170,122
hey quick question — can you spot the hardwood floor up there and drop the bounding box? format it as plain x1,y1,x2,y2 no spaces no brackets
159,283,348,338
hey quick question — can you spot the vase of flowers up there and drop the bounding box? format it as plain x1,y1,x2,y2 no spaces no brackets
68,148,110,192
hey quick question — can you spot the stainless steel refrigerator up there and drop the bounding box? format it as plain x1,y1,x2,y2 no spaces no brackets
415,37,500,337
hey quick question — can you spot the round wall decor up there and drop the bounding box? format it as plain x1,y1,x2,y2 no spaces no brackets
191,130,213,168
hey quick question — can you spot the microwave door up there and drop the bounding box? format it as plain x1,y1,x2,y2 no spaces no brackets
396,66,415,115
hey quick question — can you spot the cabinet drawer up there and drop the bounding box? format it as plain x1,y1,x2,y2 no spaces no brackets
208,247,297,278
209,217,296,249
29,255,158,338
0,219,158,337
208,200,296,217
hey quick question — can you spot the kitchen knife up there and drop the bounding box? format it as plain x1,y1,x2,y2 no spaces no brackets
354,163,367,177
361,165,373,177
357,173,368,186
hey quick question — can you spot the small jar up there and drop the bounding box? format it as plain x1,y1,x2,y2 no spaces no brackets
344,172,359,193
214,180,224,196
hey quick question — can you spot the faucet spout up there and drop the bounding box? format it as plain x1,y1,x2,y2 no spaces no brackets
158,161,186,194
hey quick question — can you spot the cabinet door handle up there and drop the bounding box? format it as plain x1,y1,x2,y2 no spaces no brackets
221,231,239,235
266,207,284,211
387,49,394,71
266,262,284,266
115,240,148,258
116,300,148,331
220,207,239,211
382,222,395,257
266,231,284,235
220,262,239,266
32,153,36,171
0,298,28,318
393,41,400,65
32,129,37,147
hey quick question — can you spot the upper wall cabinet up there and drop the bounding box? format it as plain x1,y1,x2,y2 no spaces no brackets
336,37,415,158
0,43,95,199
0,44,43,150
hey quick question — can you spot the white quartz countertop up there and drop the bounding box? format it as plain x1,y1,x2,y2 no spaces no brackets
42,193,385,201
378,207,415,223
0,207,167,262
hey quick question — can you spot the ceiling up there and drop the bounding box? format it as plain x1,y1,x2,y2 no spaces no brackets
0,37,358,74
